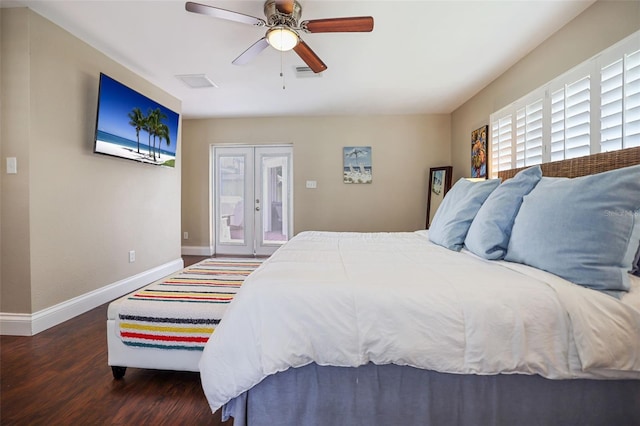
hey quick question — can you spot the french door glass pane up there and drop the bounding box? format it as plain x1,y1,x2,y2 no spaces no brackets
219,155,245,244
261,155,288,245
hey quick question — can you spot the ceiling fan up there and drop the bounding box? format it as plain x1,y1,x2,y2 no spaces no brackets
185,0,374,73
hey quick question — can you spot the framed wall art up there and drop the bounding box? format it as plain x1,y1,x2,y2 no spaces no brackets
426,166,452,228
343,146,372,184
471,125,488,179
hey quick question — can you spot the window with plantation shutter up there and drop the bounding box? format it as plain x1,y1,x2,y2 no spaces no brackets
550,88,566,161
491,115,513,175
489,30,639,178
515,99,543,167
600,48,640,152
564,76,591,159
600,59,623,152
624,49,640,148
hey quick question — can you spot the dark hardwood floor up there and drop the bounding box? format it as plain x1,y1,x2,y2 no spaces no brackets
0,255,233,426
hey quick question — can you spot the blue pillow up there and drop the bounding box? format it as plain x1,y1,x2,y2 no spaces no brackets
465,166,542,260
505,165,640,293
428,178,500,251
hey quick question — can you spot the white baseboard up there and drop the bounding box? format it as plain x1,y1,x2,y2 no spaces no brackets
0,313,33,336
0,258,184,336
181,245,214,256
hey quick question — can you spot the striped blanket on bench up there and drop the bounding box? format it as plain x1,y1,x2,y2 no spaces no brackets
116,258,263,351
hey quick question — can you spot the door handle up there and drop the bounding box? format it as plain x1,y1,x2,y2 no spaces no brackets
255,206,260,211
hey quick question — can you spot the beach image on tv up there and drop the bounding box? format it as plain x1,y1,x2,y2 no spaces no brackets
94,73,179,167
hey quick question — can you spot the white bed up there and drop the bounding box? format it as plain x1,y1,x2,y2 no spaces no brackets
197,148,640,425
200,231,640,411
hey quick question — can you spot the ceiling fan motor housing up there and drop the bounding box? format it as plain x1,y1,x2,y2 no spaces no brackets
264,0,302,27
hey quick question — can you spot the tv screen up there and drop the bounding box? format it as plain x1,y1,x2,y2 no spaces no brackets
94,73,180,167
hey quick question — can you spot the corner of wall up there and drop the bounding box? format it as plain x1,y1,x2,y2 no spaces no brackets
1,6,33,315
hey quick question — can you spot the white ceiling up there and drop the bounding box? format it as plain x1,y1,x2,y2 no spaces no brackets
4,0,595,119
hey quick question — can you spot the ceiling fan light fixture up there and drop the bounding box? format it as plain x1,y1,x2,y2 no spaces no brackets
266,26,299,51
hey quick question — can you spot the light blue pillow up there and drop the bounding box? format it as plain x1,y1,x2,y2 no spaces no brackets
505,164,640,293
465,166,542,260
428,178,500,251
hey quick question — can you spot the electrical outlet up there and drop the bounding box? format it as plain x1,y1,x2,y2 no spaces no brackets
183,232,189,240
129,250,136,263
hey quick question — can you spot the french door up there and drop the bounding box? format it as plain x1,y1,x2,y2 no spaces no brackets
213,145,293,256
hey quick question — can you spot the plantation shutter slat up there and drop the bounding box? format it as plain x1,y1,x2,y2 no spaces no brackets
564,76,591,158
600,59,623,151
491,114,513,177
550,89,565,161
515,100,543,167
625,49,640,148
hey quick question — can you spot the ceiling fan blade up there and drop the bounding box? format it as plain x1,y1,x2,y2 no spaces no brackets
301,17,374,33
185,2,266,27
232,37,270,66
275,0,295,14
293,40,327,73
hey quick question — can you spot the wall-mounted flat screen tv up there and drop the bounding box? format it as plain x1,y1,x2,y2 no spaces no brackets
94,73,180,168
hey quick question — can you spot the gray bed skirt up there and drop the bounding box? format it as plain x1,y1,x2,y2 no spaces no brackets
223,363,640,426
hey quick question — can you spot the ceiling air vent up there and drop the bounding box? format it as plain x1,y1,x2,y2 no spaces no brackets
295,66,322,78
175,74,218,88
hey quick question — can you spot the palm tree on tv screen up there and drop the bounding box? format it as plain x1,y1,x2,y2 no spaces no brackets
142,109,154,158
127,107,172,164
157,123,171,163
127,107,145,154
147,108,167,162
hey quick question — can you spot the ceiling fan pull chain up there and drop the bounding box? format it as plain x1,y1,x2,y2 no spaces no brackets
281,49,286,90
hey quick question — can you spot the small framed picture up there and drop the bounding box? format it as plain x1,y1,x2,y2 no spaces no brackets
343,146,372,184
471,125,488,179
426,166,452,228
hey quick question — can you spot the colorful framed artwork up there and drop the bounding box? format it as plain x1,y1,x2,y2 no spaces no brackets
343,146,372,184
471,125,488,179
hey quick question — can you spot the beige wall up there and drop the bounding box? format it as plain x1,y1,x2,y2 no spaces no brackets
3,0,632,314
1,8,32,313
182,114,450,249
1,9,182,314
451,0,640,181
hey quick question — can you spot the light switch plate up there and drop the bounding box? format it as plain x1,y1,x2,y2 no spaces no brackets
6,157,17,174
306,180,317,189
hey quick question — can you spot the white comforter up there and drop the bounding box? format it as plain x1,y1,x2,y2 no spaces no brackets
200,231,640,413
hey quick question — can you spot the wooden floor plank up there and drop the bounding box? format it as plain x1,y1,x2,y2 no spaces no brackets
0,256,232,425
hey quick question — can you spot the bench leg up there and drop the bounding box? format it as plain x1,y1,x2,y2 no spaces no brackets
111,366,127,379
